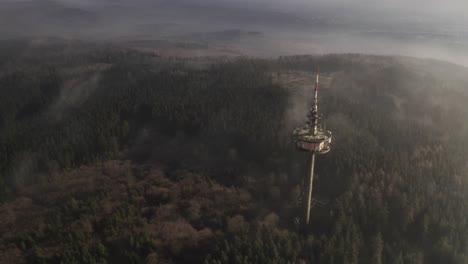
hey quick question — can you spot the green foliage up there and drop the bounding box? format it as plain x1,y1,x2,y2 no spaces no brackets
59,231,108,264
206,225,303,264
1,41,468,263
0,46,288,195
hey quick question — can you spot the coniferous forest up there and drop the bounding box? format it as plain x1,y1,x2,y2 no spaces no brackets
0,39,467,263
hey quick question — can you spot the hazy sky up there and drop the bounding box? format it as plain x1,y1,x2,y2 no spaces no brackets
1,0,468,65
4,0,465,22
251,0,468,13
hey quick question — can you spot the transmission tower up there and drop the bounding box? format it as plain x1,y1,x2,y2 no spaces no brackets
293,69,332,225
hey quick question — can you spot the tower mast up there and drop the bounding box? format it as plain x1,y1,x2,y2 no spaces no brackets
294,68,332,226
312,68,319,135
305,68,320,225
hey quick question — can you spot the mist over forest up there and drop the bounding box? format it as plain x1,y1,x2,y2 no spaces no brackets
2,0,468,64
1,1,468,264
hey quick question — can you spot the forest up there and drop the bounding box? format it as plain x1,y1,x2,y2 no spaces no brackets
0,39,467,263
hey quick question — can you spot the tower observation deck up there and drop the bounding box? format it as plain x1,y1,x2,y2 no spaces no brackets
293,69,332,225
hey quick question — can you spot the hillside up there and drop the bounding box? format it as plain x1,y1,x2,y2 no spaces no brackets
0,40,467,263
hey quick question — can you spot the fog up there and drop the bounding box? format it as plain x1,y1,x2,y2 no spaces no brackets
1,0,468,65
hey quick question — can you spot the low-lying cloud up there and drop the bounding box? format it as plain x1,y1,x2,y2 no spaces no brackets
1,0,468,66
